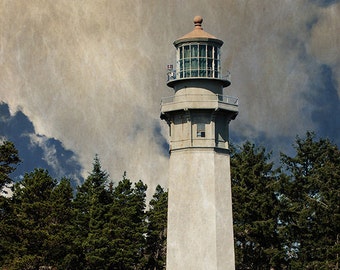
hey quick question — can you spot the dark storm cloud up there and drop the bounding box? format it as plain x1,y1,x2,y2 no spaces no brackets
275,5,339,147
0,102,83,187
290,9,340,146
310,0,340,7
306,64,340,145
152,121,169,157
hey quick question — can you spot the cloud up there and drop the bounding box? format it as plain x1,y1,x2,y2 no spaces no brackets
308,2,340,94
305,64,340,142
310,0,340,7
28,133,83,185
223,0,339,148
0,102,83,187
0,0,338,192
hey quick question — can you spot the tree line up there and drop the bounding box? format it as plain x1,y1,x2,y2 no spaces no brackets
0,131,339,269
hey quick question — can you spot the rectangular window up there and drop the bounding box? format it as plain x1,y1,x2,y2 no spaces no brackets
199,45,206,57
191,45,198,57
184,59,190,77
197,123,206,137
184,45,190,58
199,58,206,77
214,47,218,59
207,46,212,58
207,59,213,77
191,58,198,77
214,60,219,78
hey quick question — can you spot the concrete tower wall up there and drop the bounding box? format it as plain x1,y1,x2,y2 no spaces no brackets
166,148,235,270
173,80,224,95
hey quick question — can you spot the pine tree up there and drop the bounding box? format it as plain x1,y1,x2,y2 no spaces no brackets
0,141,21,266
0,140,21,192
47,178,75,269
8,169,57,269
72,155,111,269
105,172,147,270
280,132,340,269
231,142,285,269
144,185,168,270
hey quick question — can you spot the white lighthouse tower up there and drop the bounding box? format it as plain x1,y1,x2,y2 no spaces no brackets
160,16,238,270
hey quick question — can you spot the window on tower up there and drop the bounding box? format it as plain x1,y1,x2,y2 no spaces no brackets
176,43,220,79
197,123,206,137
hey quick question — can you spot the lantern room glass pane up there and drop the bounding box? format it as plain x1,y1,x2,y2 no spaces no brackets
199,45,206,57
184,57,190,77
207,59,213,77
191,58,198,77
191,45,198,57
179,59,183,78
214,60,219,77
184,45,190,58
199,58,206,77
207,46,212,58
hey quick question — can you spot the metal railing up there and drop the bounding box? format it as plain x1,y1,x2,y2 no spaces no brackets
161,94,238,106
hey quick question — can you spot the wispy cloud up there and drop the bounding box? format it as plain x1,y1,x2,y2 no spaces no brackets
0,102,83,187
0,0,338,190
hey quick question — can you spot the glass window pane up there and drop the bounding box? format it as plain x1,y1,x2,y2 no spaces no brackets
184,59,190,69
191,58,198,77
191,58,198,70
199,45,206,57
207,46,212,58
199,58,206,77
197,123,205,137
191,70,198,77
184,45,190,58
184,58,190,77
191,45,198,57
199,69,206,77
207,59,213,77
214,60,219,78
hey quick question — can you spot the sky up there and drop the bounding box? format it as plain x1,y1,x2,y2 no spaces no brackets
0,0,339,192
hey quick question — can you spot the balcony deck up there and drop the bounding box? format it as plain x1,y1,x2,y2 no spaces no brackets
160,93,238,114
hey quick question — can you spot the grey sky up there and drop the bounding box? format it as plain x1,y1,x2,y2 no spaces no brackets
0,0,339,190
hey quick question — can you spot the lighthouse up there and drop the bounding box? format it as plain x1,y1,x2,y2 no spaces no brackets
160,16,238,269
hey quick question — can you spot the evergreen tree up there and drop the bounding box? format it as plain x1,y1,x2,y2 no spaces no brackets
280,132,340,269
231,142,285,269
7,169,57,269
144,185,168,270
47,178,75,269
0,140,21,192
0,141,21,266
105,172,147,270
84,156,111,269
72,155,111,269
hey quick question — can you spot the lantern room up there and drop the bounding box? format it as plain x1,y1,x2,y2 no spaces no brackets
167,16,230,87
